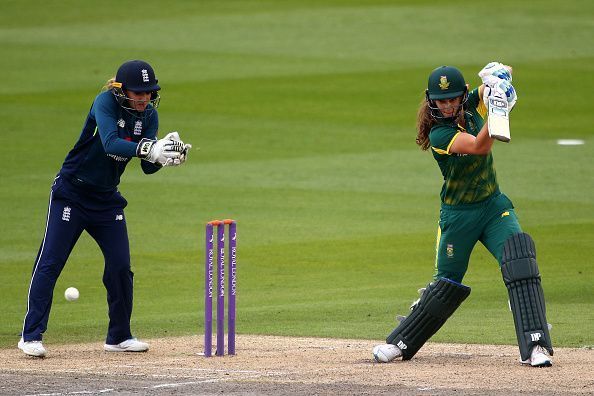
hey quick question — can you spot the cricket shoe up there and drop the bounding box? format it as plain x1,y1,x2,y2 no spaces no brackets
104,338,149,352
18,338,46,357
520,345,552,367
372,344,402,363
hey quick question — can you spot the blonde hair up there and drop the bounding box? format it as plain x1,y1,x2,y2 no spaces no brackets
102,77,118,91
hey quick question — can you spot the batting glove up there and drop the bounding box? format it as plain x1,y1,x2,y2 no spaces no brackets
478,61,513,86
483,79,517,110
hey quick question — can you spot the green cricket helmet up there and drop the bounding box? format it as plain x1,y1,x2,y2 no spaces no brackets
425,66,468,121
426,66,467,99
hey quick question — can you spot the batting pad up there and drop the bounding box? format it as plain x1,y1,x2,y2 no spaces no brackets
386,278,471,360
501,232,553,361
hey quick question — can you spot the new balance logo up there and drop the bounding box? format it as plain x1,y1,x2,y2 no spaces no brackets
62,206,71,222
115,214,124,221
396,340,407,350
530,333,542,342
117,118,125,128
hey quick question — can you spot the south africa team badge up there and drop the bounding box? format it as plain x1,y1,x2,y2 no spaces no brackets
446,243,454,258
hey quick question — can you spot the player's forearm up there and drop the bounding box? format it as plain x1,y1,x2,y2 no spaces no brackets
101,134,139,157
474,122,495,154
141,159,162,174
449,123,494,155
94,104,145,157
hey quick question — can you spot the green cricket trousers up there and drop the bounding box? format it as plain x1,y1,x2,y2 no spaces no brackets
434,192,522,283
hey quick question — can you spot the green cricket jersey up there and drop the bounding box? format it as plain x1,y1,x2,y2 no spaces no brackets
429,88,499,205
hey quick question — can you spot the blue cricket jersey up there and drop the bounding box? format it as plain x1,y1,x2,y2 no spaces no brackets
60,91,161,192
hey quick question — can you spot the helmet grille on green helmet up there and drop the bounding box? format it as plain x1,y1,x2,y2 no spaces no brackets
427,66,466,100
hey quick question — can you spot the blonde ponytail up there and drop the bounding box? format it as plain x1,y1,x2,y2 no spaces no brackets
102,77,119,91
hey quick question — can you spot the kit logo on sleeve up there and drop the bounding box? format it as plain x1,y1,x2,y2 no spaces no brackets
115,214,124,221
62,206,71,222
107,153,128,162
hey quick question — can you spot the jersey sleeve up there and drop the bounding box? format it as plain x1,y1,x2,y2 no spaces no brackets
429,124,460,156
92,93,140,157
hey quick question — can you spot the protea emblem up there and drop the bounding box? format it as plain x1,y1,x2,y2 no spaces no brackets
446,243,454,258
439,76,450,90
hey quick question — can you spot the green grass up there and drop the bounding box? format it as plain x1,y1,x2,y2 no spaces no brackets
1,0,593,349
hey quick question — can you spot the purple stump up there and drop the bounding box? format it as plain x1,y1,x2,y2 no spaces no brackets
204,223,215,357
227,220,237,355
216,222,225,356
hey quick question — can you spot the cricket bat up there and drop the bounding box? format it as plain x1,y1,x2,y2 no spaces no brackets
487,95,511,142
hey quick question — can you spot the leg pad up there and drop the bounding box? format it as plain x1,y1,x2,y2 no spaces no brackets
501,232,553,361
386,278,470,360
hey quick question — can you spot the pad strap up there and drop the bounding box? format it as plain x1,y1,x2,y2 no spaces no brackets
501,233,553,360
386,278,470,360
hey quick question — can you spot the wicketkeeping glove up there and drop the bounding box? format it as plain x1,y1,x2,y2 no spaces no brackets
162,131,193,166
136,137,183,166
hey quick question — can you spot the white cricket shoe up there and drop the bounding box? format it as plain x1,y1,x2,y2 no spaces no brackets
104,338,149,352
18,338,46,357
520,345,552,367
372,344,402,363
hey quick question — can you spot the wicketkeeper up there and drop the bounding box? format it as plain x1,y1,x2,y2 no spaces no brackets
373,63,553,367
18,60,192,357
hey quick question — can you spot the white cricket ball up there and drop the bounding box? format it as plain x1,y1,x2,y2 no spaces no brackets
64,287,79,302
372,344,401,363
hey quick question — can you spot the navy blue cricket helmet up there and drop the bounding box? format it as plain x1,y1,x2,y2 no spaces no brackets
112,60,161,114
115,60,160,92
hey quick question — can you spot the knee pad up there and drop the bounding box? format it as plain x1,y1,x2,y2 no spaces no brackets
386,278,470,360
501,232,553,361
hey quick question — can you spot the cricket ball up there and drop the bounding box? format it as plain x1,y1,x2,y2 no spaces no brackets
64,287,79,302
